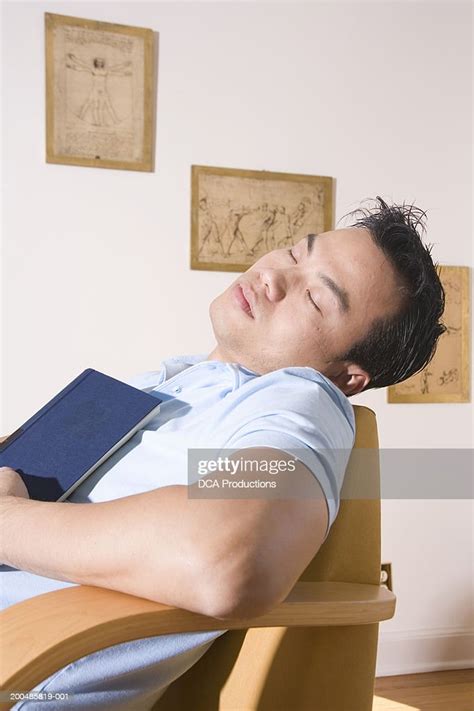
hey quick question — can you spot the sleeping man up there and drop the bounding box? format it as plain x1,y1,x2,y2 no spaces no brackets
0,198,446,709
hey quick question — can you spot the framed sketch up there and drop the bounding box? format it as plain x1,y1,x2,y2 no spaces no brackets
190,165,334,271
45,13,154,171
388,266,470,403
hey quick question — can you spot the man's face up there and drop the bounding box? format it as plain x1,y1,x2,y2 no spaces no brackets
209,227,403,395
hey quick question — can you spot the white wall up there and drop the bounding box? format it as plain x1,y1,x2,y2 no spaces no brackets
2,0,473,676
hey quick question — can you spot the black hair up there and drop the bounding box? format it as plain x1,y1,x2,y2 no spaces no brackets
337,196,447,393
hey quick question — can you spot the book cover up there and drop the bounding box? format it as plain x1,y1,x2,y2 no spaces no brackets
0,369,162,501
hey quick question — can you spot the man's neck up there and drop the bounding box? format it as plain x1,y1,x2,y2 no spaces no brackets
207,345,261,373
207,345,231,363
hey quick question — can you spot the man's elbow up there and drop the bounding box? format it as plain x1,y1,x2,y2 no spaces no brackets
199,564,284,622
208,594,279,622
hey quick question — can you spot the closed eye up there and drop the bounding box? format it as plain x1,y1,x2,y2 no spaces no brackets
288,249,322,315
306,289,322,315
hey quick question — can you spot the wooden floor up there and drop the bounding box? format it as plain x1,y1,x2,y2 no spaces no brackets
373,669,474,710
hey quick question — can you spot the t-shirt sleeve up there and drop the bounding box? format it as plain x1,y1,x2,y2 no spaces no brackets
221,371,356,541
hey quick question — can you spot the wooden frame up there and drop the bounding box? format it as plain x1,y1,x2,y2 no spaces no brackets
388,266,470,403
190,165,335,272
45,13,154,172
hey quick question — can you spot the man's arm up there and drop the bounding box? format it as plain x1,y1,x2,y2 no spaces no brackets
0,449,328,621
65,53,92,73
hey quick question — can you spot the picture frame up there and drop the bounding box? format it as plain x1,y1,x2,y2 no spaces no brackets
387,265,470,403
190,165,335,272
45,13,154,172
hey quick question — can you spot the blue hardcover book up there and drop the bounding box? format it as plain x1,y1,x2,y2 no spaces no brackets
0,369,162,502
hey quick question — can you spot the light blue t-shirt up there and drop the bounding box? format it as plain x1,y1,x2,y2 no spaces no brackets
2,354,355,710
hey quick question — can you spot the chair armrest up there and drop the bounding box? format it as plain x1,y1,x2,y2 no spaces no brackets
0,582,395,702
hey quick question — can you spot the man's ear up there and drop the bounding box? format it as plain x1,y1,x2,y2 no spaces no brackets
328,363,371,396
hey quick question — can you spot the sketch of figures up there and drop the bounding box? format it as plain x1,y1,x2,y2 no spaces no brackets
198,197,225,257
388,265,470,403
250,204,278,255
438,368,459,386
66,53,132,127
224,207,253,257
275,206,293,248
191,165,334,272
420,370,433,394
443,278,461,304
46,13,154,171
291,197,311,237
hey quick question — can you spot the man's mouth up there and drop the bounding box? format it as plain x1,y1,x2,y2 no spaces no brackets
233,283,254,318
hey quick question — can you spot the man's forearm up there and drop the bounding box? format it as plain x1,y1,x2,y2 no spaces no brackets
0,488,230,616
0,449,327,621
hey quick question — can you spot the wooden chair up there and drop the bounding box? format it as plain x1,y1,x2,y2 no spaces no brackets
0,405,395,711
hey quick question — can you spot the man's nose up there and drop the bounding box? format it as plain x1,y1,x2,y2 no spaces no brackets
257,268,287,302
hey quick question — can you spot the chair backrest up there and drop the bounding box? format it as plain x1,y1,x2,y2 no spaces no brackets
301,404,381,587
153,405,381,711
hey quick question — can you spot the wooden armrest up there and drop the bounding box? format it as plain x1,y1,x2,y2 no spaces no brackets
0,582,395,699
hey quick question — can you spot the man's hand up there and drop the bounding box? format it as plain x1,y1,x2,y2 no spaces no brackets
0,435,29,499
0,467,30,499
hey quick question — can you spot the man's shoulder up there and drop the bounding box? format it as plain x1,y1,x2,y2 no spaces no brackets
233,366,356,441
221,366,355,459
243,366,353,413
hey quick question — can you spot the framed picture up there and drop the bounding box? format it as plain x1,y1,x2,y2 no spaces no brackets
387,266,470,403
45,13,154,171
190,165,334,271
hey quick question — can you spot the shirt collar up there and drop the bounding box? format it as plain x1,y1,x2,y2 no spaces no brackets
159,353,209,382
159,356,352,426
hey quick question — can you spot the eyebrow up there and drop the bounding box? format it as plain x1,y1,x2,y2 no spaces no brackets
305,233,351,314
306,233,317,255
